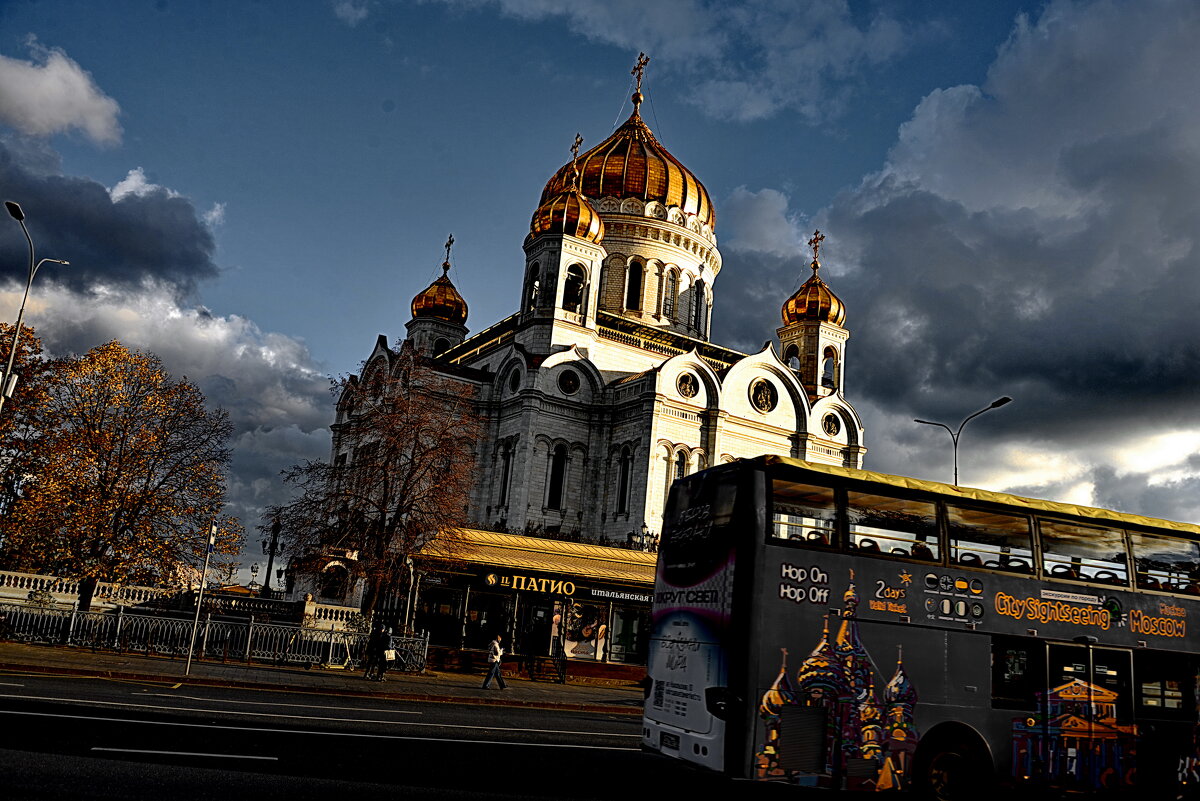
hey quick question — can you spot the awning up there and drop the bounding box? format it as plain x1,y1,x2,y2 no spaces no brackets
418,529,656,586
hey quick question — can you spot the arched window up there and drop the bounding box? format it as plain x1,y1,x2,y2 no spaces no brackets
617,446,632,514
663,272,678,320
784,344,801,370
693,279,706,332
626,261,643,311
822,346,838,389
525,264,541,311
563,264,587,313
433,337,450,355
674,451,688,480
319,564,349,601
547,444,568,510
498,444,513,507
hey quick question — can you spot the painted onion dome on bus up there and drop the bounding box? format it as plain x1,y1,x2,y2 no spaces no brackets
537,55,715,232
760,648,796,716
795,619,850,696
884,649,918,706
529,134,605,245
411,237,468,325
782,230,846,326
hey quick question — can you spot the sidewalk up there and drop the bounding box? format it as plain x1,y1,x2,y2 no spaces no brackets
0,641,645,715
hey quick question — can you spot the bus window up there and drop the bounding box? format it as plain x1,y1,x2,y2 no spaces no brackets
947,505,1034,573
991,635,1044,710
1128,531,1200,594
770,480,836,547
845,491,938,560
1038,519,1128,585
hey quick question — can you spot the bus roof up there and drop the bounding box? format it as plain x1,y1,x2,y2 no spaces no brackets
761,455,1200,538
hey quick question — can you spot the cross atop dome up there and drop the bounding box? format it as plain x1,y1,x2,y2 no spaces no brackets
442,233,454,273
808,229,825,273
631,52,650,113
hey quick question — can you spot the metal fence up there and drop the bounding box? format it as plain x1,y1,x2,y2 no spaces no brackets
0,602,428,672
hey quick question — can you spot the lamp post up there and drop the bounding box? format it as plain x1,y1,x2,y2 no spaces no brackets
2,201,68,414
914,396,1012,486
260,516,281,597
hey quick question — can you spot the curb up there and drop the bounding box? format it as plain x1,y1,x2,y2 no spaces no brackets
0,659,644,716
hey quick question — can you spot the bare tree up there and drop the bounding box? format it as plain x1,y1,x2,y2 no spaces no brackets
278,345,480,616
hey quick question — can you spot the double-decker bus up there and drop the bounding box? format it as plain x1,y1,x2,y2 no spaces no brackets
643,455,1200,799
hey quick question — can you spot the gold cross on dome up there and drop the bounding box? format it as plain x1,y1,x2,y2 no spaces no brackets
632,52,650,92
442,234,454,272
808,229,825,261
571,133,583,161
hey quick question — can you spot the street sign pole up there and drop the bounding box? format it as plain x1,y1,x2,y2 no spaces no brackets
184,522,217,676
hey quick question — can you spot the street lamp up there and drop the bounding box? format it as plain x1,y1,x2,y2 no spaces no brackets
914,396,1012,486
260,515,282,597
2,201,68,414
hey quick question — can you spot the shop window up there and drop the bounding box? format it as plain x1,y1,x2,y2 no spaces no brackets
464,591,510,651
608,606,650,664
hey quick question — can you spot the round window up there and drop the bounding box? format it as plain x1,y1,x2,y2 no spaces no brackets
822,413,841,436
677,373,699,398
749,378,777,413
507,369,521,393
558,370,580,395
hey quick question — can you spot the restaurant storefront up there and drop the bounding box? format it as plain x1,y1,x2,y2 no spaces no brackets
411,530,656,664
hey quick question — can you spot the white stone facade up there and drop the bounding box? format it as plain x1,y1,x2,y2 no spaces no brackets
342,99,866,545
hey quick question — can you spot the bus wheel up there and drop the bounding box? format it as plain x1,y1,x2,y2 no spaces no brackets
916,736,992,801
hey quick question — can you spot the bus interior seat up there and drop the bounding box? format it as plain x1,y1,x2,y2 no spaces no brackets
1091,570,1122,585
911,543,934,560
806,530,829,545
1005,558,1030,572
1139,576,1162,590
856,539,880,553
1050,564,1079,579
890,547,909,556
958,553,983,567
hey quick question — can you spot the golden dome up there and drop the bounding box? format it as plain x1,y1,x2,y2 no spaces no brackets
539,105,715,231
530,188,605,244
411,261,468,325
781,259,846,326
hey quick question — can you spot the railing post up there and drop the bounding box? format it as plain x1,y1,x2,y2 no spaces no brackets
114,605,124,649
326,622,334,665
201,613,211,659
64,602,78,645
246,614,255,664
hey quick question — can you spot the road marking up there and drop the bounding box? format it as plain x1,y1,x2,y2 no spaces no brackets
0,682,24,687
0,709,639,750
169,683,182,689
92,747,277,761
140,693,421,715
0,693,636,738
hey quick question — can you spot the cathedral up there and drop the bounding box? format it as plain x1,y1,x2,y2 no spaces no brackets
347,59,865,546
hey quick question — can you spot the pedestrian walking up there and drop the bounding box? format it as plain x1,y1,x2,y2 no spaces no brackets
376,625,395,682
481,632,507,689
363,621,384,681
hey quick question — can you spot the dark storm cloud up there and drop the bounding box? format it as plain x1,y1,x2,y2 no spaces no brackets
0,138,219,296
714,0,1200,514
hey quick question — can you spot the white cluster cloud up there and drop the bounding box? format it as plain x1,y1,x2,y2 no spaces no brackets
0,37,121,145
332,0,371,26
0,280,334,525
109,167,180,202
714,0,1200,523
435,0,921,122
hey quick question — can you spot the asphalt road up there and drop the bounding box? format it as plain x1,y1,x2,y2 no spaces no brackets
0,673,744,800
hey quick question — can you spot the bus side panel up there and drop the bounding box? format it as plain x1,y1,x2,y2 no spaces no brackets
643,469,745,773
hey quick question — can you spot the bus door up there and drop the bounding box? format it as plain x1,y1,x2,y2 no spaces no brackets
1042,642,1135,791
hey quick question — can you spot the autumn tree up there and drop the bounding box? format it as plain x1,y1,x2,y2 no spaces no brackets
2,341,243,609
0,322,51,529
277,345,480,616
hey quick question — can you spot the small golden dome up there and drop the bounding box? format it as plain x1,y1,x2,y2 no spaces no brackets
781,260,846,327
529,188,605,244
539,107,715,231
411,261,468,325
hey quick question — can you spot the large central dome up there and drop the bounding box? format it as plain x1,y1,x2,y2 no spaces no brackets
539,107,715,231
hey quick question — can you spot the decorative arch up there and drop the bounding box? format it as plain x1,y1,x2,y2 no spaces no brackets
625,259,644,311
563,263,588,314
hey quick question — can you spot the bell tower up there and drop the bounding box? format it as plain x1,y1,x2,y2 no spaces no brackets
778,230,849,401
406,234,469,356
